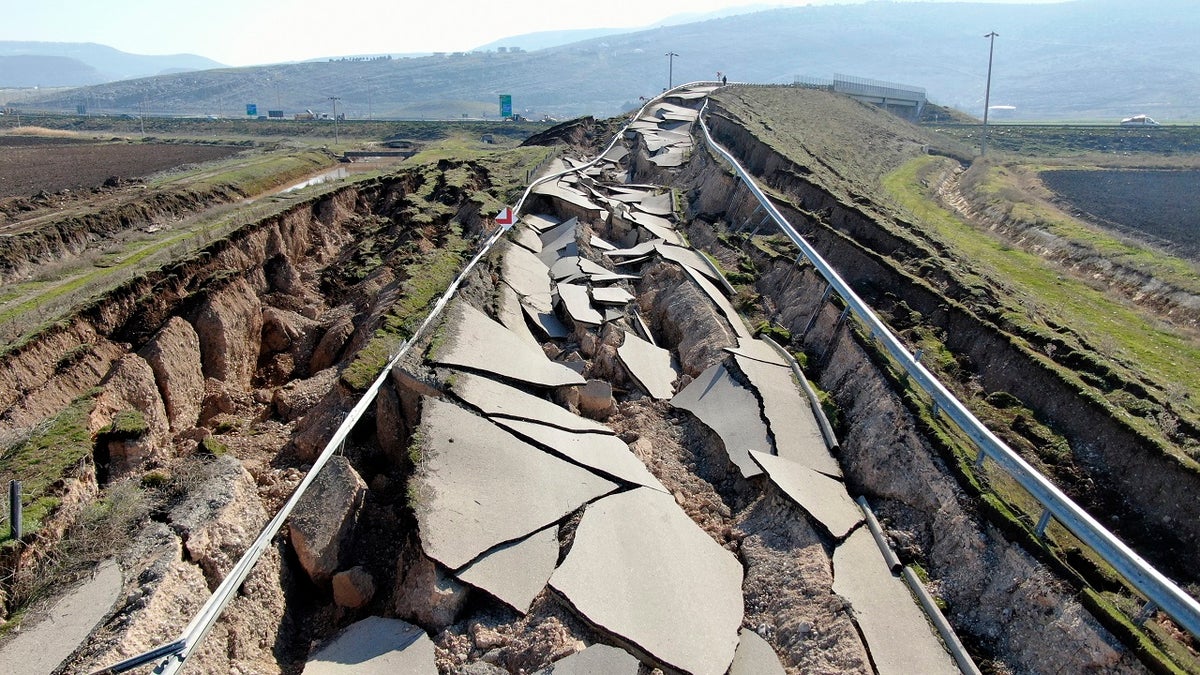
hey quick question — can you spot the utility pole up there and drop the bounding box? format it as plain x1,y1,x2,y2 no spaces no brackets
329,96,341,145
982,31,998,156
665,52,679,91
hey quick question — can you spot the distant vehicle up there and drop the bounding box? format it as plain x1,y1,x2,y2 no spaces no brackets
1120,114,1160,126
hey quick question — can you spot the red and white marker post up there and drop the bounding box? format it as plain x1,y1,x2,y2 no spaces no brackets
495,206,515,231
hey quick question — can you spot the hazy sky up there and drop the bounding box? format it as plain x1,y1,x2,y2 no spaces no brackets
6,0,1068,67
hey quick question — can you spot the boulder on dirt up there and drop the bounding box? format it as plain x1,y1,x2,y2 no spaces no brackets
169,455,270,589
333,566,376,609
577,379,616,420
261,306,307,354
291,388,351,461
273,367,338,421
289,456,367,583
395,548,470,632
139,316,205,432
310,314,356,373
93,354,171,476
193,278,263,390
375,383,406,462
306,616,436,674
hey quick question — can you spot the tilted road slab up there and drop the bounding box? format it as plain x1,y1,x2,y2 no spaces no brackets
832,527,959,675
493,416,667,492
730,628,787,675
549,488,743,675
305,616,435,674
671,362,771,478
503,245,555,313
557,282,605,326
456,525,559,614
431,301,583,388
617,332,677,400
534,643,641,674
412,398,617,570
449,372,613,434
736,353,841,478
749,451,861,539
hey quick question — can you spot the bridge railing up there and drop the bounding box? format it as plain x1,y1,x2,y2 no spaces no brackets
696,100,1200,641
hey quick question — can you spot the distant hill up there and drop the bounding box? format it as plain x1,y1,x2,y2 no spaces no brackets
5,0,1198,122
0,42,224,87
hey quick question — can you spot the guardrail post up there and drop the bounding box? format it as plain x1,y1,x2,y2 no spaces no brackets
9,480,20,541
930,400,940,416
974,448,988,469
913,348,923,363
1135,600,1158,627
1035,508,1053,538
800,285,833,339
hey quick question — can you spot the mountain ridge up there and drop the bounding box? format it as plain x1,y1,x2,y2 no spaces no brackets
4,0,1197,121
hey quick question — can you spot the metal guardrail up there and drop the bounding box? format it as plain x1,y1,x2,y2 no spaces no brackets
92,86,689,675
696,100,1200,640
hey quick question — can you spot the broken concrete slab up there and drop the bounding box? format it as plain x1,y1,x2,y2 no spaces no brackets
590,286,635,306
503,245,554,313
549,256,584,280
305,616,435,674
628,211,686,246
522,304,570,340
725,338,790,367
637,192,674,216
676,362,768,478
749,451,861,539
557,283,605,326
601,144,629,163
648,149,688,168
493,416,666,492
533,182,605,217
655,243,725,286
833,527,959,675
522,213,562,234
510,225,543,254
456,525,559,614
412,398,618,570
670,362,771,478
449,372,613,434
538,217,581,266
497,283,540,347
603,239,662,259
589,235,617,251
0,560,121,675
730,628,786,675
534,643,641,674
549,488,743,675
617,332,676,400
736,354,841,478
431,301,584,388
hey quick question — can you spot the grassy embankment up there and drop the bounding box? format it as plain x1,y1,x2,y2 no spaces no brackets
717,86,1200,671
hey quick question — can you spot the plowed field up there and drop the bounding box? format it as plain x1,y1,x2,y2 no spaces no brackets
0,137,242,198
1040,169,1200,259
